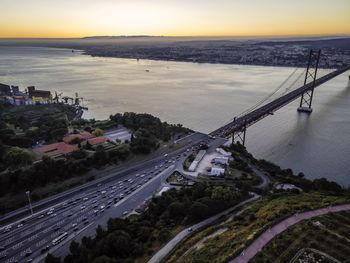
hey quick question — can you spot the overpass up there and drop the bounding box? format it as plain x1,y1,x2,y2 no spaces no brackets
210,50,350,145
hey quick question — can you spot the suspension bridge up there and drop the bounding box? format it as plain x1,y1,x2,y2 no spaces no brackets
210,50,350,145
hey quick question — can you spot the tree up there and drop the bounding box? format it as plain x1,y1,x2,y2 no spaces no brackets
98,231,133,258
69,240,80,255
93,145,108,165
130,128,159,154
92,128,103,137
45,254,61,263
92,256,116,263
138,226,152,242
211,186,234,204
189,201,209,221
70,149,87,160
168,201,185,218
158,229,171,242
4,146,33,169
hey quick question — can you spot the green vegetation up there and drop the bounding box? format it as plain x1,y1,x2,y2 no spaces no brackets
3,146,33,169
165,192,350,263
109,112,191,142
0,104,192,214
225,159,261,187
91,127,103,137
0,103,76,147
252,210,350,263
45,183,248,263
228,143,346,194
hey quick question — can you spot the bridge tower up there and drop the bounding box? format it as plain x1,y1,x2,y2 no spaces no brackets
297,49,321,113
232,120,247,146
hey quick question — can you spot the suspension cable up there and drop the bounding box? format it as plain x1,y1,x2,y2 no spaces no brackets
236,67,299,118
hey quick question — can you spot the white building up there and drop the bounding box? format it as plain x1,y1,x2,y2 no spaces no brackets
104,126,132,143
216,148,232,157
212,156,230,165
188,150,206,172
210,167,225,176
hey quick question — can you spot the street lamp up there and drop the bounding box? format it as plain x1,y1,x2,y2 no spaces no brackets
25,191,33,216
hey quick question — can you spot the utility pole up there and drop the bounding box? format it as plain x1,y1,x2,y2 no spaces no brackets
26,191,33,216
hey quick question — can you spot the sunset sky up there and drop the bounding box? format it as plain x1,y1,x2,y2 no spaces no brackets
1,0,350,38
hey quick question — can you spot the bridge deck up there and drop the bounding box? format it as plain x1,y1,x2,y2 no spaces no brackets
210,65,350,138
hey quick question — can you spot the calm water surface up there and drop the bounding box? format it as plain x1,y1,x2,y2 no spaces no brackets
0,47,349,186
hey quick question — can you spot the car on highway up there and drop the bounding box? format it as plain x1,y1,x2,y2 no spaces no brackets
25,249,33,257
4,226,11,232
38,214,45,219
17,223,23,228
47,210,54,215
123,211,128,216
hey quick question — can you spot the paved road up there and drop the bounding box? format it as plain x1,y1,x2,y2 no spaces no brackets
0,132,206,226
230,203,350,263
250,166,270,190
148,193,261,263
0,132,214,263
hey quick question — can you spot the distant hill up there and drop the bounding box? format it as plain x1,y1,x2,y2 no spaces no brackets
82,35,163,39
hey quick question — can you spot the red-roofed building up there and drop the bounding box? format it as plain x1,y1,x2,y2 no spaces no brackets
63,131,93,144
33,142,79,159
87,137,108,146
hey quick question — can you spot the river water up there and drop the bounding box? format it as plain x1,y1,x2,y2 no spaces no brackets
0,46,349,186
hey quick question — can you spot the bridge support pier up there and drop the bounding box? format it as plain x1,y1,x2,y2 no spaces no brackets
232,126,246,146
297,49,321,114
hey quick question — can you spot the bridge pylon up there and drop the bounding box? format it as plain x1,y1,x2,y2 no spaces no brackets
297,49,321,113
232,123,247,146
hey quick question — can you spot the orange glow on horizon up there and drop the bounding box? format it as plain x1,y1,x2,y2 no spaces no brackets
1,0,349,38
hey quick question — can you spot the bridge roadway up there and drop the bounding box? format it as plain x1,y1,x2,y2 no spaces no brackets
210,65,350,138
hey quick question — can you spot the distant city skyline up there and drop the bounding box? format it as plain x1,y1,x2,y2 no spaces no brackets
1,0,350,38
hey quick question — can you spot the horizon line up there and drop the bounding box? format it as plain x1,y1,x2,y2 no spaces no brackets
1,33,350,40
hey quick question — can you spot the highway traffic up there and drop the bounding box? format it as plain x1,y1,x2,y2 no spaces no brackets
0,132,214,263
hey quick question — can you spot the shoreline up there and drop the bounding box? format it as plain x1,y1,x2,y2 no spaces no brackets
1,36,349,69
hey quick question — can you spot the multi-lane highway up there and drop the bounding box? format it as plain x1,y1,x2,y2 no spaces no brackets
0,132,220,263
